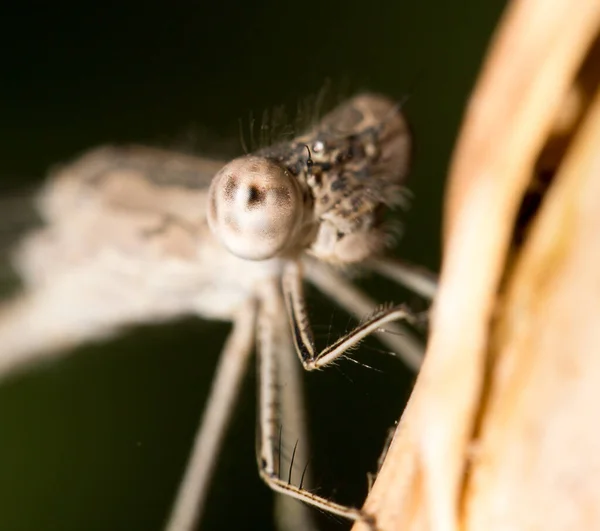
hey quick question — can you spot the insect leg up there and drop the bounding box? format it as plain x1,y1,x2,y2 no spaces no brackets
365,257,438,301
256,282,374,525
303,258,424,371
165,300,256,531
267,288,319,531
282,260,416,371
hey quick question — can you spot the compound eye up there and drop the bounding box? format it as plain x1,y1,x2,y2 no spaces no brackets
207,156,304,260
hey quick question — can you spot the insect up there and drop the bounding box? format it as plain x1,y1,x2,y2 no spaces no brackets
0,93,436,530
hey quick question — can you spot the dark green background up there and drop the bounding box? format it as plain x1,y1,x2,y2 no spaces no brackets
0,2,506,530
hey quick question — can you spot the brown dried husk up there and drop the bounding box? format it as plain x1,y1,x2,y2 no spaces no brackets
354,1,600,530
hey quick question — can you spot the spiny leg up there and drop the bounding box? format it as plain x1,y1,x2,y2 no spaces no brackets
165,300,256,531
256,279,375,527
282,261,415,371
304,259,423,492
263,282,320,531
303,257,425,371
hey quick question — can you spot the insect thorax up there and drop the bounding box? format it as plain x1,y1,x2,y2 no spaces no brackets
258,93,412,265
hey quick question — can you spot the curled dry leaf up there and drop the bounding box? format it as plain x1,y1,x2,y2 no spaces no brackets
355,1,600,530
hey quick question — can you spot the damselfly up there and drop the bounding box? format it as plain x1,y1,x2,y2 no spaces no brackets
0,93,436,530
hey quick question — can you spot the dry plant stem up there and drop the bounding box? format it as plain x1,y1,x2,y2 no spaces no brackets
354,1,600,531
465,83,600,530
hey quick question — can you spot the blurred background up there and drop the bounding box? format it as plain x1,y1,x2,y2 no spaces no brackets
0,1,505,530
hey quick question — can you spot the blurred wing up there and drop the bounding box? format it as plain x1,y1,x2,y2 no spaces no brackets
0,146,227,382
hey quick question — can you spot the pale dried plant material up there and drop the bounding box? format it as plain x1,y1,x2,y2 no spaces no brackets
465,57,600,531
0,94,435,530
355,1,600,531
